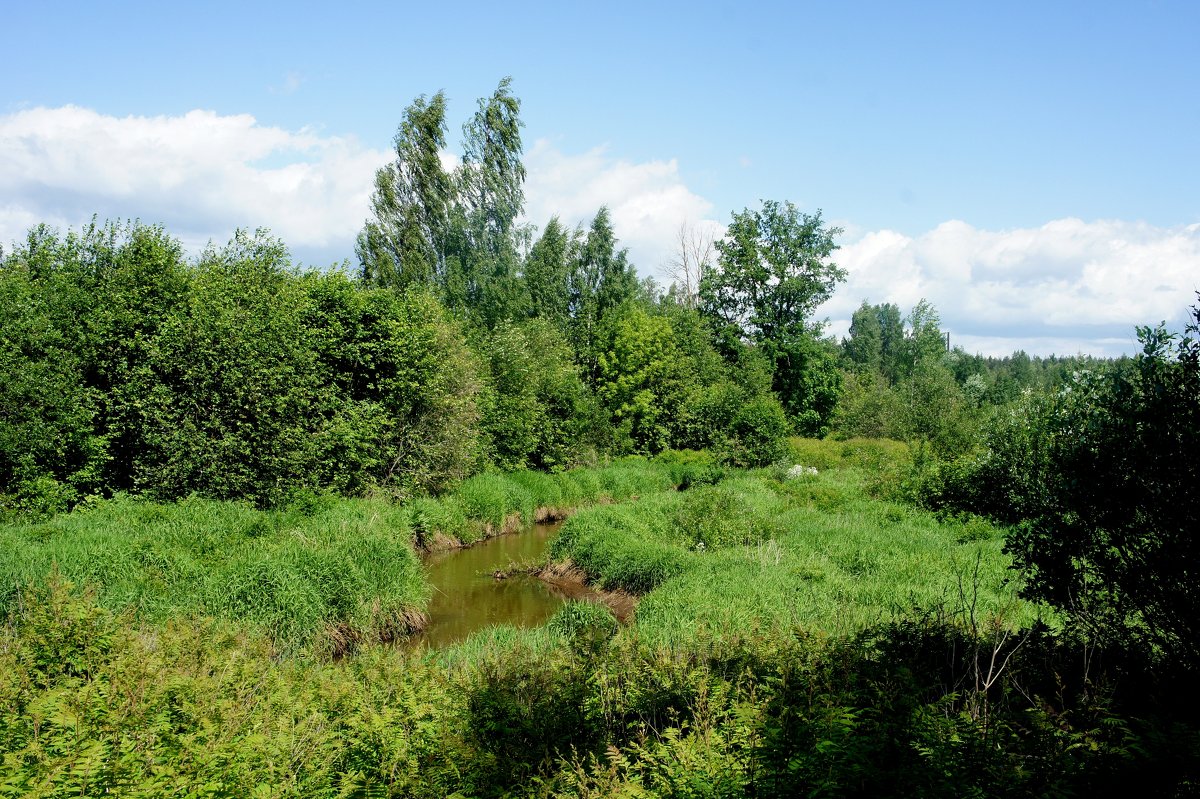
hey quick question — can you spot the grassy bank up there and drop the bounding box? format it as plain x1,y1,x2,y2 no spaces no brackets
407,456,686,547
0,494,425,656
552,441,1041,645
2,442,1196,796
0,457,698,655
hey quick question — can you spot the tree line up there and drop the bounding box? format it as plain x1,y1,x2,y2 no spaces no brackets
0,78,1163,529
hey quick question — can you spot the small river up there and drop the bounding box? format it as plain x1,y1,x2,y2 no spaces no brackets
415,521,566,648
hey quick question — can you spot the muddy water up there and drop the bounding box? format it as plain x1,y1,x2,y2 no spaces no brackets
416,521,565,648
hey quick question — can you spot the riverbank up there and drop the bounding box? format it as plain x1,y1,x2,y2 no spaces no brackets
3,442,1197,795
0,456,703,656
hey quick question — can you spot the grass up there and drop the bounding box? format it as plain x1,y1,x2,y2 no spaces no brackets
0,457,686,655
409,457,679,545
2,443,1190,796
0,444,1033,654
551,456,1044,646
0,494,426,655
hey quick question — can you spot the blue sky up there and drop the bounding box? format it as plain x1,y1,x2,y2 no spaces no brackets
2,1,1198,355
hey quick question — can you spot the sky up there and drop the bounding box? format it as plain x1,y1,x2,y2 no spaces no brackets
2,0,1197,357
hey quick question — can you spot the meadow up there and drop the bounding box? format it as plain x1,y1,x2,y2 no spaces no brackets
0,458,684,657
8,441,1178,798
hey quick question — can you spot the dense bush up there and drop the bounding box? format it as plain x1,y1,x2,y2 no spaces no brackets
0,223,483,515
918,306,1200,668
476,319,594,470
0,221,187,516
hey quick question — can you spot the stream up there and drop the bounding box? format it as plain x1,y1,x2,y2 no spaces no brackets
415,521,566,648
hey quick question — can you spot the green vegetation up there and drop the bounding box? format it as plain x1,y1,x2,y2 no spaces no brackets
0,460,685,656
0,495,425,656
553,453,1036,646
915,306,1200,670
2,79,1198,795
4,569,1195,797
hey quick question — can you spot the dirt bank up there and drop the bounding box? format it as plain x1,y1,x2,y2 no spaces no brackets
529,559,638,623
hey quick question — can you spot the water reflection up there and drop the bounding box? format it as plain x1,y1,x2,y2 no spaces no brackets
416,521,564,647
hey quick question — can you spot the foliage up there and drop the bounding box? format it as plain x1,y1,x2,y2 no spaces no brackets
357,78,532,327
0,495,427,656
2,456,1197,796
569,207,640,379
0,220,187,516
1005,312,1200,665
444,77,532,325
0,224,483,515
524,216,577,327
356,89,453,290
477,319,593,470
915,302,1200,669
843,300,904,377
700,201,844,347
133,231,326,505
773,332,843,436
700,201,846,431
594,305,689,453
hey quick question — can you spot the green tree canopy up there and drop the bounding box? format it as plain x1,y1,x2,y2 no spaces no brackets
700,201,845,430
524,216,578,327
700,201,844,345
1003,308,1200,666
568,207,638,381
356,91,453,290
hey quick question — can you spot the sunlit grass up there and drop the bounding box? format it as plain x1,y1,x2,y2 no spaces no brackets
0,494,426,655
552,460,1044,647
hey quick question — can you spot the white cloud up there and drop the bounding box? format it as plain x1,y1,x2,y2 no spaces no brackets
2,106,1194,357
0,108,726,275
0,105,391,264
821,218,1200,356
521,139,724,280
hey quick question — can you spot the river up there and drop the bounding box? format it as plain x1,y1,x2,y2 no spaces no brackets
414,521,566,647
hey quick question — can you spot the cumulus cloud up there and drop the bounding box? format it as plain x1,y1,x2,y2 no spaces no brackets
0,107,726,274
522,139,724,279
820,218,1200,357
0,105,390,264
2,106,1194,357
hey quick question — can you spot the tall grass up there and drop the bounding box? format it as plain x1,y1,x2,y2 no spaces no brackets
0,494,426,655
551,462,1043,646
409,457,678,545
0,457,688,654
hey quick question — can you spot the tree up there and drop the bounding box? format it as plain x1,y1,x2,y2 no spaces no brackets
701,201,844,346
844,301,883,373
1003,306,1200,666
593,305,687,453
447,77,531,325
568,207,638,381
476,319,591,470
665,221,714,310
459,76,526,242
524,217,577,326
700,201,846,429
895,298,946,378
357,91,453,290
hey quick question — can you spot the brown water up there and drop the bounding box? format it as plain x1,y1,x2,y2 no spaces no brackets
415,521,565,648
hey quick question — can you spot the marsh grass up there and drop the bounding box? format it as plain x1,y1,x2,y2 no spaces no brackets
409,457,677,547
0,494,426,655
552,462,1043,646
0,458,682,656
